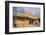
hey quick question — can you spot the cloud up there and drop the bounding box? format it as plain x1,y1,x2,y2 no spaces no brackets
13,7,40,18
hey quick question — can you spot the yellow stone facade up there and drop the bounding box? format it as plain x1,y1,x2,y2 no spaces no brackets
13,12,39,28
14,19,29,28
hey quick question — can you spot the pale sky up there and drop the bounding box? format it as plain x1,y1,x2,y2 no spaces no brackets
13,7,40,18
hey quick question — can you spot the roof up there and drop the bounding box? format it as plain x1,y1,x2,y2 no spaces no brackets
15,12,38,19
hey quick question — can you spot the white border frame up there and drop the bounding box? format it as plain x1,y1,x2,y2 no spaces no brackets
9,3,43,32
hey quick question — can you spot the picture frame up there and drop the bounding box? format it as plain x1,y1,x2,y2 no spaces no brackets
5,1,45,34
